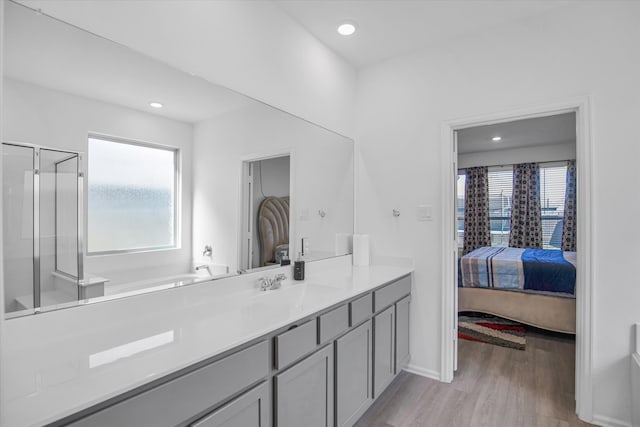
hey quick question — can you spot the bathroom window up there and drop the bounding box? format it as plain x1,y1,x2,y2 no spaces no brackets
87,135,178,254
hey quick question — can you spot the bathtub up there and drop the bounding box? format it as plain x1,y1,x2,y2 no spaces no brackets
104,271,228,297
7,266,232,317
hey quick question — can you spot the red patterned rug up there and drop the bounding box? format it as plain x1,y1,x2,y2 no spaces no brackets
458,314,526,350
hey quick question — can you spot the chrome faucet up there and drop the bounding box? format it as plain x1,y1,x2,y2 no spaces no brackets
259,273,287,291
202,245,212,257
195,264,212,275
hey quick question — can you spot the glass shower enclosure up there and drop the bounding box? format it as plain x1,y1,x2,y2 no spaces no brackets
3,142,84,317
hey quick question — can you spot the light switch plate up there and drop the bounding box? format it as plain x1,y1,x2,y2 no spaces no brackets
417,205,433,221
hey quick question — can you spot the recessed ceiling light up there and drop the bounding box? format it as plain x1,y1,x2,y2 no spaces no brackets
492,136,502,142
337,22,356,36
149,102,163,109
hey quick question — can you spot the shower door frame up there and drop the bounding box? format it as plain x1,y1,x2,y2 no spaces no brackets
3,141,84,315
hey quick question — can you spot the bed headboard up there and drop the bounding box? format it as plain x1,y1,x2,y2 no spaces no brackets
257,196,290,266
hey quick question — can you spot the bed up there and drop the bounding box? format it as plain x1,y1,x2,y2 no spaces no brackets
458,246,577,334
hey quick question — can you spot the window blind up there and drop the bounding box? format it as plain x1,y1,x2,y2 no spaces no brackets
487,168,513,247
539,165,567,249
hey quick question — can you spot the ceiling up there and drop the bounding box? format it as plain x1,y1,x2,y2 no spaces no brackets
275,1,571,68
7,0,577,122
457,113,576,154
6,1,252,124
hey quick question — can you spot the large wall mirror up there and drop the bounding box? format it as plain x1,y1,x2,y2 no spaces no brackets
2,1,354,318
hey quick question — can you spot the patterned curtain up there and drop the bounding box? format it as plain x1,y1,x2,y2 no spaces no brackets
463,167,491,254
509,163,542,248
561,160,577,251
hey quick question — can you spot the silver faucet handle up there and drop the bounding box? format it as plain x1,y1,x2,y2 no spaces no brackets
259,276,272,291
275,273,287,281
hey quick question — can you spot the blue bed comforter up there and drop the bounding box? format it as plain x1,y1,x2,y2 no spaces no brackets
460,246,576,296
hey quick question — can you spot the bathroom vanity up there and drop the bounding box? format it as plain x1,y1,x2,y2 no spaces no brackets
1,259,412,427
0,4,403,426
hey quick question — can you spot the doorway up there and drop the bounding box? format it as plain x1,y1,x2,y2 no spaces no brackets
239,154,291,272
440,99,593,421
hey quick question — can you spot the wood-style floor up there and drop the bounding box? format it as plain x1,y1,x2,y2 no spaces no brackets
355,330,595,427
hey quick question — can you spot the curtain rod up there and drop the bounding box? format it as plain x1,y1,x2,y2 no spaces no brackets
458,159,575,171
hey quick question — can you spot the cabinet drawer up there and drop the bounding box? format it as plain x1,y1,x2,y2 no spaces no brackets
70,341,269,427
318,304,349,344
191,381,269,427
274,319,317,369
374,275,411,312
349,293,373,326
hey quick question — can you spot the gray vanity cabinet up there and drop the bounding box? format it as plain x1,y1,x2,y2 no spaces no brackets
66,341,269,427
275,344,334,427
395,296,411,372
57,275,412,427
373,305,395,398
335,320,373,427
190,382,269,427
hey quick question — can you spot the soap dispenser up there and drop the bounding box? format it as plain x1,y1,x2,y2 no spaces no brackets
294,252,305,281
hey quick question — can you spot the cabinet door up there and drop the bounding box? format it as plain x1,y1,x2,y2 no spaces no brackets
336,320,373,427
275,344,334,427
373,305,395,397
395,296,411,372
191,382,269,427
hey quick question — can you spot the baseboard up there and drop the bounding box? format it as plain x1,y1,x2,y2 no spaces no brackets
404,364,440,381
592,414,632,427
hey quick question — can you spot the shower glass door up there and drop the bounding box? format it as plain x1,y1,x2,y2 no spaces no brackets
2,143,83,317
39,149,82,310
2,144,35,314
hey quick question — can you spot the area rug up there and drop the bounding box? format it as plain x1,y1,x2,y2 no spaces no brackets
458,313,526,350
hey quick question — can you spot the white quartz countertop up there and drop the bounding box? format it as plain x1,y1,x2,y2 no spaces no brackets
0,259,412,427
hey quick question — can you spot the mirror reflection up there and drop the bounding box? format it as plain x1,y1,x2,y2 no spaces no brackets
2,1,354,317
240,155,291,271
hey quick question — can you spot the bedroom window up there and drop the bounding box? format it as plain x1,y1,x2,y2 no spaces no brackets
539,164,567,249
457,162,568,250
488,168,513,247
87,135,179,254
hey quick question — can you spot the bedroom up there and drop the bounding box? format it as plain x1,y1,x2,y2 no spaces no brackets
452,111,581,421
456,112,578,335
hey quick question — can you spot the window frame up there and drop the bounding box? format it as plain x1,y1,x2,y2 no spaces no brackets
457,160,570,250
86,133,181,256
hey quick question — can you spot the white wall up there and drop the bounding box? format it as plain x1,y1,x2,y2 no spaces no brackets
458,141,576,169
192,101,353,274
3,78,194,287
0,1,5,414
355,3,640,425
17,0,357,138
